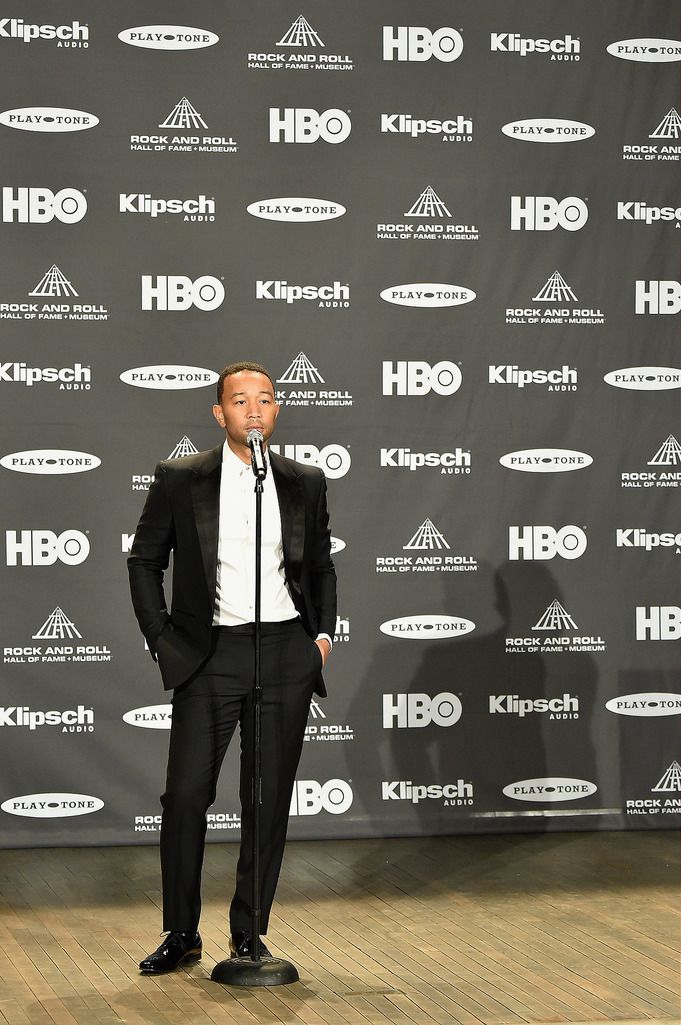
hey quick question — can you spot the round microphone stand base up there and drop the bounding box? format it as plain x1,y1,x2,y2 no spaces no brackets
211,955,299,987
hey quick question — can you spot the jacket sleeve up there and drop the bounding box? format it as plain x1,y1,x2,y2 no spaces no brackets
127,462,174,659
310,472,337,639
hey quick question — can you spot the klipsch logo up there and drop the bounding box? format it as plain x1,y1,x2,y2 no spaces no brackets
489,365,578,391
132,436,199,491
606,693,681,717
275,354,353,407
141,275,224,311
3,606,111,666
0,107,98,132
506,270,604,326
511,196,588,231
621,435,681,489
380,448,471,475
383,26,463,62
626,761,681,817
5,531,90,567
380,284,475,307
502,118,594,142
380,113,473,142
121,366,218,390
377,185,479,242
119,193,216,222
382,361,462,395
269,443,351,480
634,280,681,315
381,780,473,807
503,778,597,802
489,694,579,719
0,705,94,732
1,793,104,817
604,367,681,390
607,38,681,63
506,599,605,654
508,526,587,561
623,108,681,162
376,518,478,575
123,705,172,729
269,107,351,144
2,187,87,223
130,97,237,154
289,779,353,815
618,202,681,227
0,361,90,390
255,280,350,308
0,264,109,322
616,528,681,553
118,26,219,50
248,14,353,72
491,33,580,60
247,198,345,222
383,692,462,728
380,615,475,639
1,450,100,474
0,19,88,47
500,449,592,473
635,607,681,641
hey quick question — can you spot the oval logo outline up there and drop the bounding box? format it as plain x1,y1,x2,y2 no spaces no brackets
607,38,681,63
122,704,173,729
120,365,219,390
605,692,681,717
502,777,598,802
604,367,681,391
379,614,475,639
246,198,346,222
118,25,219,50
0,107,99,132
380,283,476,308
1,793,104,818
499,448,593,472
501,118,595,142
0,450,101,475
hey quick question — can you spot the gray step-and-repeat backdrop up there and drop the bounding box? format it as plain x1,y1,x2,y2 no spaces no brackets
1,2,680,848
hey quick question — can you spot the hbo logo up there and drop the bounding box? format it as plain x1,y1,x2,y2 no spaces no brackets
289,779,353,816
269,443,351,480
635,280,681,315
509,525,587,561
382,360,462,396
383,692,462,729
2,186,87,223
269,108,351,144
141,275,224,311
5,530,90,566
383,26,464,62
510,195,588,231
636,606,681,641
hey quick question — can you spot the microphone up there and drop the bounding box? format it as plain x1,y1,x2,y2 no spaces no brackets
246,428,267,480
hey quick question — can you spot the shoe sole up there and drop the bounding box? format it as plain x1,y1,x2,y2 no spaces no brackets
139,949,202,974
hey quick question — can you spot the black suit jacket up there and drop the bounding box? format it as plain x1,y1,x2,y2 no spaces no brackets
127,444,337,694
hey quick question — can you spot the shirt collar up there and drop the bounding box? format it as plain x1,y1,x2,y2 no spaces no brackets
221,439,270,474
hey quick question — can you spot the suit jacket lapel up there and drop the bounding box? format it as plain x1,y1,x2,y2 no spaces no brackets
190,444,222,601
271,452,304,590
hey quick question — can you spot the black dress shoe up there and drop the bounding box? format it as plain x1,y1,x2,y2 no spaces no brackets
139,931,202,973
229,931,272,959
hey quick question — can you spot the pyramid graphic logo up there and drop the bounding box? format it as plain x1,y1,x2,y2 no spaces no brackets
32,607,82,641
277,352,324,385
533,600,577,632
403,518,450,551
648,435,681,466
532,271,578,303
651,760,681,792
29,264,78,299
159,97,207,130
277,15,323,47
308,698,326,720
405,186,451,219
168,436,199,459
649,108,681,139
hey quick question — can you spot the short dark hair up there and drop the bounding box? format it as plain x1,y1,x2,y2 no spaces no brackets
216,361,274,402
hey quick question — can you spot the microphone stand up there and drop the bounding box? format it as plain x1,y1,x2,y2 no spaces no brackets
211,442,299,987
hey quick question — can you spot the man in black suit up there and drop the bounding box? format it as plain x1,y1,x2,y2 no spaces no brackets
128,361,337,973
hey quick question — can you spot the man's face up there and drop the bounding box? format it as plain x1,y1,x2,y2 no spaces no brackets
212,371,279,453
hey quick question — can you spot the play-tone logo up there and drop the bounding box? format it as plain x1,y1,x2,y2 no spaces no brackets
380,283,475,307
1,450,100,474
502,118,594,142
377,185,479,242
120,193,215,222
123,705,172,729
380,448,471,475
120,365,218,390
607,38,681,63
275,353,353,408
248,14,353,72
489,365,578,391
506,599,605,655
606,693,681,717
380,113,473,142
635,280,681,315
376,518,478,575
383,692,462,728
1,793,104,817
508,525,587,561
269,108,351,144
383,26,463,62
635,607,681,641
5,530,89,566
2,187,87,223
0,361,90,390
247,198,345,222
500,449,592,473
289,779,353,815
141,275,224,311
511,196,588,231
0,263,108,323
491,33,580,60
503,778,597,802
506,270,604,326
604,367,681,390
0,107,98,132
382,361,462,395
256,280,349,308
269,443,351,480
489,694,579,719
0,19,88,46
380,615,475,639
381,780,473,807
118,25,219,49
130,97,237,154
622,435,681,490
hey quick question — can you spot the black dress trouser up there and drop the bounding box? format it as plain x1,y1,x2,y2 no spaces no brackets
160,618,320,934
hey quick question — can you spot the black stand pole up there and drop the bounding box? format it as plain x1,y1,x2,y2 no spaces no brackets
211,467,299,987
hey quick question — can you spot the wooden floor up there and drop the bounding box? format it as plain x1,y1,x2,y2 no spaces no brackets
0,830,678,1025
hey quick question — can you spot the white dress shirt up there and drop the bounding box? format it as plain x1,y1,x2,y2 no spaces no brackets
213,442,298,625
